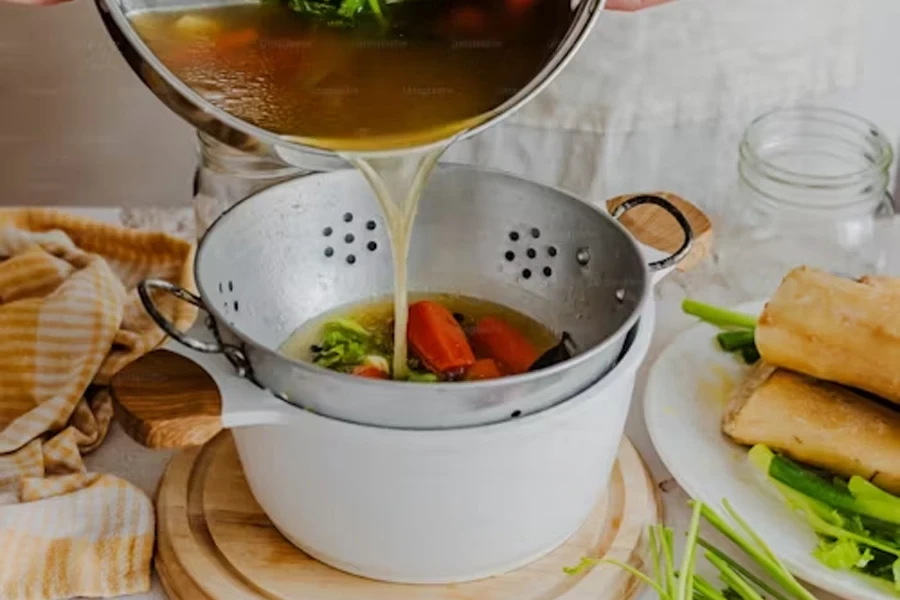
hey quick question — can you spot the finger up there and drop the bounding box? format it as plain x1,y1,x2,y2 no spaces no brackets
3,0,71,5
605,0,674,11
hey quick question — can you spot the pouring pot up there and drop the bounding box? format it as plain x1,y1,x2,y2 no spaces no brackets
137,165,694,429
94,0,608,170
111,301,655,584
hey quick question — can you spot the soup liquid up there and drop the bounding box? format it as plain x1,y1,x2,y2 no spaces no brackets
281,293,558,364
346,149,445,377
130,1,574,377
130,0,575,151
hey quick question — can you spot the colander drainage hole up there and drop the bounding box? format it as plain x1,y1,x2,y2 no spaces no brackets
345,233,355,244
366,220,377,231
323,227,333,237
218,283,223,293
543,267,552,277
548,246,557,257
343,212,353,223
526,248,536,259
530,228,541,239
228,281,233,292
509,231,519,242
324,247,334,258
522,268,532,279
346,254,356,265
511,410,522,418
233,301,239,311
505,251,515,261
367,241,377,251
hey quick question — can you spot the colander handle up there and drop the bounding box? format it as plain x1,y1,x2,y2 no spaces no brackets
137,277,243,361
610,195,694,271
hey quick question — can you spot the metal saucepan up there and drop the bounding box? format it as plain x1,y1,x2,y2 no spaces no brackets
94,0,608,170
139,164,692,429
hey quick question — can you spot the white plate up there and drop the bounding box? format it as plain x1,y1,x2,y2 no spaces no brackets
644,300,892,600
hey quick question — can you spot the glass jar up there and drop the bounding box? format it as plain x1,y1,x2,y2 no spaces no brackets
714,106,895,299
193,133,312,238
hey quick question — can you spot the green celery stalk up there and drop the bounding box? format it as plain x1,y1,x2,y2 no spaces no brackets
751,445,900,527
741,345,761,364
716,330,756,352
706,552,765,600
698,538,792,600
849,476,900,508
698,503,818,600
682,299,758,330
675,501,703,600
692,574,731,600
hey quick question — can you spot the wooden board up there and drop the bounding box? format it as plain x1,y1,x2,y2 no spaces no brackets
156,432,661,600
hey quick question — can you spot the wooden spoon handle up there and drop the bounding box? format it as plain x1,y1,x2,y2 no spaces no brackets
110,349,224,449
607,192,712,272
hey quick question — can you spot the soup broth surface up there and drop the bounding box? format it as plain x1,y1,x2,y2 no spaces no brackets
281,293,559,380
131,0,575,381
130,0,575,149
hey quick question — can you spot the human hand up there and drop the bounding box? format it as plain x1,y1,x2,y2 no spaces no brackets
605,0,674,10
2,0,72,5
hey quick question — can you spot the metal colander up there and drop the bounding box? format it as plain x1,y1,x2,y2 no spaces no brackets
140,164,691,429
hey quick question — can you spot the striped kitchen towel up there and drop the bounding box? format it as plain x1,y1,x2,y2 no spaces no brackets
0,209,196,600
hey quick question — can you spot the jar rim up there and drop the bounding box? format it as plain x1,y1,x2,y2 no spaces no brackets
739,105,893,187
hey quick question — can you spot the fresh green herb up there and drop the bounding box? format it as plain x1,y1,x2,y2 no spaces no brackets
563,498,816,600
284,0,386,28
750,443,900,590
406,371,439,383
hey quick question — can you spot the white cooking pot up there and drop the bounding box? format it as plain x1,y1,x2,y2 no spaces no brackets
117,300,655,583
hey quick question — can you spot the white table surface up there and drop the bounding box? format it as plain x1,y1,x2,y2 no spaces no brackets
61,206,879,600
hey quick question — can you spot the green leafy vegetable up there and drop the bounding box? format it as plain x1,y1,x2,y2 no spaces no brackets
284,0,386,28
749,443,900,591
312,319,379,371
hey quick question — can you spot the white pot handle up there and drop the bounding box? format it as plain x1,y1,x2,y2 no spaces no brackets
160,340,298,428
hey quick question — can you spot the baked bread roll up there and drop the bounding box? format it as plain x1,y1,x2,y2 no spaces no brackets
755,266,900,405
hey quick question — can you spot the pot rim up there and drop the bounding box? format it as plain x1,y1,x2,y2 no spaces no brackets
96,0,607,160
194,163,654,391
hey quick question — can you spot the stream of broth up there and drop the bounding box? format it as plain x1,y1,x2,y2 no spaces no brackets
345,149,446,378
131,0,574,378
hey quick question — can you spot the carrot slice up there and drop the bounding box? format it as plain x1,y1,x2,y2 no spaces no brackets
464,359,504,381
351,365,389,380
407,301,476,374
469,317,539,375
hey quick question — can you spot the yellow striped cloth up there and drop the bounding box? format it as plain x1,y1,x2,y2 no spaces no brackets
0,209,196,600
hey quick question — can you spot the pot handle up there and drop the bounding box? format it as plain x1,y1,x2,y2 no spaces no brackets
610,195,694,272
138,278,250,376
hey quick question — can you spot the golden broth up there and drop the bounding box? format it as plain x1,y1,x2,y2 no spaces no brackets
281,293,558,367
129,0,575,150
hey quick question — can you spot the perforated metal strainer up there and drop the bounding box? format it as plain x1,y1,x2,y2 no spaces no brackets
139,164,692,429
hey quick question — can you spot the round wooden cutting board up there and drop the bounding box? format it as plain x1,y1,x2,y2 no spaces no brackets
155,432,661,600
